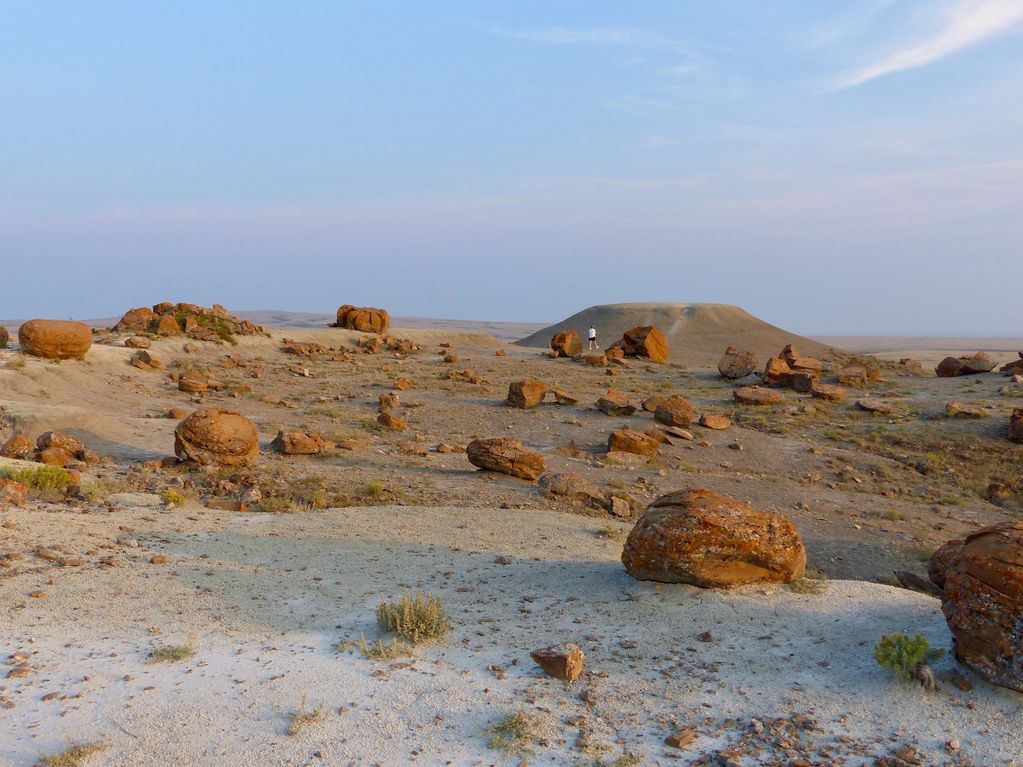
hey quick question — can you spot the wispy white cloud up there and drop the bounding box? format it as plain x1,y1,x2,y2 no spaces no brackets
832,0,1023,90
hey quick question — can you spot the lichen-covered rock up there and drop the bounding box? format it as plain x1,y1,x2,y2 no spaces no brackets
114,307,158,332
0,434,34,459
930,522,1023,692
596,389,636,416
551,331,583,358
621,488,806,588
717,346,757,379
466,438,545,481
762,357,792,386
607,428,659,457
36,431,85,459
653,396,695,428
611,326,669,363
18,320,92,360
960,352,998,374
507,379,548,409
174,408,259,466
271,430,324,455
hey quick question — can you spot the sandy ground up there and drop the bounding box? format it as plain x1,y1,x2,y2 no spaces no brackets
813,337,1023,368
1,317,1022,765
3,502,1020,767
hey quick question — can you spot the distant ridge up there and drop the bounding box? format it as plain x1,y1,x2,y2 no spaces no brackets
515,302,838,366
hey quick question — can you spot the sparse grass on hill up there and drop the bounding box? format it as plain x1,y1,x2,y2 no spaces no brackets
484,710,547,754
37,741,106,767
146,642,194,664
285,695,324,736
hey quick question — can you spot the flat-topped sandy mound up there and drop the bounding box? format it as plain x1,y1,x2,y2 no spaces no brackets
517,303,838,366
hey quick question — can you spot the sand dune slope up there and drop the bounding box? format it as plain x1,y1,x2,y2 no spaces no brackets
517,303,837,366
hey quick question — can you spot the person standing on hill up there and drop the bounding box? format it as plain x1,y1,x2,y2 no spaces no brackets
588,325,598,350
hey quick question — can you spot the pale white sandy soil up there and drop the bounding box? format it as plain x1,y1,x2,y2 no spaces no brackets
2,502,1019,767
813,337,1023,368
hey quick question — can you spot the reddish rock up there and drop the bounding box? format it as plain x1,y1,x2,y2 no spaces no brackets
507,379,548,409
612,326,669,364
641,395,669,413
698,413,731,430
836,366,868,387
788,370,817,393
114,307,158,332
855,398,893,415
393,377,414,391
1010,408,1023,443
960,352,997,374
0,434,34,459
37,432,85,458
930,522,1023,692
551,388,579,406
271,430,324,455
155,314,181,336
936,357,964,377
733,386,781,406
0,479,28,507
945,401,988,418
717,346,757,379
134,351,164,370
18,320,92,360
551,331,583,358
811,384,847,403
762,357,792,386
378,392,400,412
530,643,585,682
36,447,69,467
377,412,406,431
178,371,208,393
0,326,8,348
608,428,660,457
596,389,636,416
466,438,545,481
538,473,606,508
335,305,390,334
174,408,259,467
621,488,806,588
583,354,607,367
443,353,459,364
654,396,696,429
124,335,151,349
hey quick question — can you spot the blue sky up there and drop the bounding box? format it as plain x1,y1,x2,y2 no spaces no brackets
2,1,1021,334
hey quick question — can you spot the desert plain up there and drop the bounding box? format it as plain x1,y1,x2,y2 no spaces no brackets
1,301,1022,767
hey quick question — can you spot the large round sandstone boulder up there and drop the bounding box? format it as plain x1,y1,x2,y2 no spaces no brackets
174,408,259,466
717,346,757,379
930,522,1023,692
613,325,669,364
466,438,545,481
621,488,806,588
18,320,92,360
0,326,9,348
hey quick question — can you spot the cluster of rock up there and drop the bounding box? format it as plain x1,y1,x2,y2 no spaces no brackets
114,302,267,343
929,522,1023,692
935,352,998,377
18,320,92,360
1,430,98,469
549,325,669,366
762,345,824,392
333,305,390,334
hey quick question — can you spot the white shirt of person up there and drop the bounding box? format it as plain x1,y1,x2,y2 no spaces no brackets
588,327,596,340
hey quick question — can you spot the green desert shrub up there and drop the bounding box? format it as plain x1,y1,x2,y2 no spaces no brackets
0,465,73,492
376,592,450,645
874,633,944,688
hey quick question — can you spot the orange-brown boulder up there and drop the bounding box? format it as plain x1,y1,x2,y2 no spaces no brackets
0,326,8,348
583,354,607,367
0,478,28,508
336,305,390,334
1010,408,1023,443
960,352,998,374
621,488,806,588
114,307,158,332
836,366,868,387
811,384,847,403
654,396,696,428
0,434,33,460
788,370,817,393
930,522,1023,692
507,379,548,409
717,347,757,379
393,377,414,391
37,431,85,459
174,408,259,466
613,326,669,364
733,386,781,406
271,430,324,455
18,320,92,360
936,357,963,377
641,395,669,413
178,371,208,393
124,335,151,349
608,428,659,457
466,438,545,481
37,447,69,467
762,357,791,386
698,414,731,430
378,392,400,412
377,412,406,431
596,389,636,416
551,331,583,358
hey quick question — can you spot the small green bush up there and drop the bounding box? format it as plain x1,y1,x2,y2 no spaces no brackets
364,481,385,496
0,465,73,492
159,489,185,507
376,592,450,645
874,633,944,687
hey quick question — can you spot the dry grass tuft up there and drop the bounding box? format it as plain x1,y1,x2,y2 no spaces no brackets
485,710,546,754
38,742,106,767
146,642,194,664
376,592,450,645
286,695,324,736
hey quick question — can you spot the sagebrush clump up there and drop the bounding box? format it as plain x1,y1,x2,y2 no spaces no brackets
0,465,73,492
874,633,944,688
376,592,450,645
